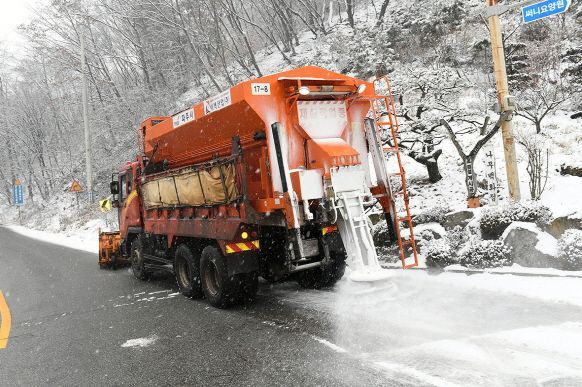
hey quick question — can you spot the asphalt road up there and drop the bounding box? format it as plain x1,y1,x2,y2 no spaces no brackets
0,227,396,386
1,226,582,386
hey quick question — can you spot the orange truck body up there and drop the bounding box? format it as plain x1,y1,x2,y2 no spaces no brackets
100,66,397,285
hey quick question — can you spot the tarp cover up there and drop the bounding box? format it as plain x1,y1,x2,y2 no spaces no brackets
142,163,237,209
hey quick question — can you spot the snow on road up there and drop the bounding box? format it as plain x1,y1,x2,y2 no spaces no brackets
121,335,158,348
274,270,582,386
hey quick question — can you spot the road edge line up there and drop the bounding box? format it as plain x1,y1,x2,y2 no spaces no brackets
0,291,11,349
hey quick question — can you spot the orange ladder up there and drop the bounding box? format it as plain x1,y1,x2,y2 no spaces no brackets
369,76,419,269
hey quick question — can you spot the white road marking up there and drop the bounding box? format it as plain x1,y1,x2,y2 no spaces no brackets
312,336,347,353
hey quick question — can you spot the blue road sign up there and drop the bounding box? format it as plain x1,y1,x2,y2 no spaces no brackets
12,182,24,206
522,0,571,24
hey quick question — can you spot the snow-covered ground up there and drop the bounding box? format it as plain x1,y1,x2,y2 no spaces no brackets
2,223,99,254
270,270,582,386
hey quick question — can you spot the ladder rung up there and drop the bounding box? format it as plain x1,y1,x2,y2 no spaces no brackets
383,147,399,153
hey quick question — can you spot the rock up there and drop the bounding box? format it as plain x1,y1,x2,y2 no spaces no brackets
502,222,560,268
443,210,475,231
368,213,384,226
414,222,446,241
546,216,582,238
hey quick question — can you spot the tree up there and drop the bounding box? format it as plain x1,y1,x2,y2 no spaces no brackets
515,80,569,133
345,0,355,28
440,112,510,206
391,64,472,183
516,131,549,200
375,0,391,27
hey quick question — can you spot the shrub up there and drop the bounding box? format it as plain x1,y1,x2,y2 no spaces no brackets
413,204,451,226
425,239,458,268
446,225,467,250
558,229,582,270
459,240,512,269
480,202,552,239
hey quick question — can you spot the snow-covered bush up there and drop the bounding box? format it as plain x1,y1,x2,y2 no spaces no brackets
558,229,582,270
413,204,451,226
480,202,552,239
425,239,458,268
446,225,467,250
459,240,512,269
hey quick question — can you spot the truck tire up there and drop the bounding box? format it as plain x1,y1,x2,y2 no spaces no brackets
200,246,238,308
297,254,346,289
131,236,149,281
174,244,203,299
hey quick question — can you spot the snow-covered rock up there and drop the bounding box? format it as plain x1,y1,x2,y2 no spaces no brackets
546,215,582,238
443,210,475,230
502,222,559,268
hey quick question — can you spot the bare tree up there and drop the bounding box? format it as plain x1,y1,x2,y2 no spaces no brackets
440,112,510,205
345,0,355,28
516,131,550,200
516,81,569,133
375,0,391,27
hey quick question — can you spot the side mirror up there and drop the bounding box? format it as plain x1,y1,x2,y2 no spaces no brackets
110,181,120,195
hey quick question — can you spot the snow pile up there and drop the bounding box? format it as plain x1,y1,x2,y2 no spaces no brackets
121,335,158,348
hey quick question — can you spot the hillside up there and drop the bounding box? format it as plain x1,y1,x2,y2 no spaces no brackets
0,0,580,240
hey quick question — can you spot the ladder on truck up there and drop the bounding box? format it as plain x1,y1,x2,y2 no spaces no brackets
369,76,419,269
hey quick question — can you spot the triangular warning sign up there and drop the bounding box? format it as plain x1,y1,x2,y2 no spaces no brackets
69,180,84,193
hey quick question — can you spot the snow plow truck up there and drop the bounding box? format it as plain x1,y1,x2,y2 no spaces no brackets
99,66,418,308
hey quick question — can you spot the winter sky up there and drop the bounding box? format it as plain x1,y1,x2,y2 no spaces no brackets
0,0,39,52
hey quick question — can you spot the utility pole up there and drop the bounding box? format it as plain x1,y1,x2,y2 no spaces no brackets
486,0,521,202
80,24,94,203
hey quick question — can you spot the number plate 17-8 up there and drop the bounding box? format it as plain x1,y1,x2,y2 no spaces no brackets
251,83,271,95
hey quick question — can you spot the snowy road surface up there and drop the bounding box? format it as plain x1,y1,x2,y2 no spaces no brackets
1,226,582,386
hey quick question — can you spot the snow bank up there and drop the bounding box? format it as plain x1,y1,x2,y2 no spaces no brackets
4,224,98,254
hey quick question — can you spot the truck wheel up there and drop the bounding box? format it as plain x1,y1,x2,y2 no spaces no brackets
297,254,346,289
200,246,237,308
174,244,203,299
131,236,149,281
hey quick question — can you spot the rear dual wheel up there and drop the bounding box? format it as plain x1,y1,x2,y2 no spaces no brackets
297,253,346,289
174,244,204,299
200,246,258,308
